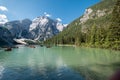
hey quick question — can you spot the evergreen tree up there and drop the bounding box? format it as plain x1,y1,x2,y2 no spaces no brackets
90,23,97,45
108,0,120,49
75,28,82,46
95,27,100,46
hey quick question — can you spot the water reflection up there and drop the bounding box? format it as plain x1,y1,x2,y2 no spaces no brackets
61,47,120,80
1,66,84,80
0,46,119,80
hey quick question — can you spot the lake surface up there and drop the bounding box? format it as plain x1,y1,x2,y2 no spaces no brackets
0,45,120,80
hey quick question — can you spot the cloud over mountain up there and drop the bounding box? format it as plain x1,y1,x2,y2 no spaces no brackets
0,14,8,24
56,18,62,22
0,6,8,11
44,12,51,17
0,6,8,24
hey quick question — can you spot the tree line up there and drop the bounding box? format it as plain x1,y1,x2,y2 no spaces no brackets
45,0,120,50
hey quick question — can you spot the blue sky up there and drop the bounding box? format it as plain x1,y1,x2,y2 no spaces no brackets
0,0,101,24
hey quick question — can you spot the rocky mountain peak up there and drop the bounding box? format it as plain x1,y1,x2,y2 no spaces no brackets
80,8,111,24
29,15,61,40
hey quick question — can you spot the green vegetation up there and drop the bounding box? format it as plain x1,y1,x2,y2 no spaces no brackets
45,0,120,50
90,0,114,10
107,0,120,50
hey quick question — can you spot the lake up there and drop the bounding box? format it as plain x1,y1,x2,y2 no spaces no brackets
0,45,120,80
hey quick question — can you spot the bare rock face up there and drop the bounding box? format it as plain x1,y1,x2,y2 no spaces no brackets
29,16,66,41
4,19,32,39
80,8,93,24
0,26,14,46
96,10,106,17
0,15,67,45
80,8,110,24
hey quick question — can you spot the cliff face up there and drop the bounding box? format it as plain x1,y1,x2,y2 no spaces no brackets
4,19,32,39
80,8,110,24
29,16,59,41
0,26,14,46
45,0,118,50
0,15,66,45
64,0,114,33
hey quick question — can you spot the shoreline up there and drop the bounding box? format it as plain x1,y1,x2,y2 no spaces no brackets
57,44,76,47
56,44,120,51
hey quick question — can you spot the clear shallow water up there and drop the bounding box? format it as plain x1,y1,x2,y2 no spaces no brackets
0,45,120,80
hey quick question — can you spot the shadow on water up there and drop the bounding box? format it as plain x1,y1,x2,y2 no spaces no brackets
71,62,120,80
111,62,120,70
73,66,107,80
58,47,120,80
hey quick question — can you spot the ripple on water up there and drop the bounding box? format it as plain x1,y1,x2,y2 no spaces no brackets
0,66,84,80
0,66,4,79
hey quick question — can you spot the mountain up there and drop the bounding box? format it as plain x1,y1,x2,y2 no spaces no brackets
4,19,32,39
45,0,120,50
0,14,66,45
3,15,66,41
29,15,66,41
0,26,14,46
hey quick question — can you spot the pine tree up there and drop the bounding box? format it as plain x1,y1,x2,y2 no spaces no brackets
95,27,100,46
108,0,120,49
75,27,82,46
90,23,97,46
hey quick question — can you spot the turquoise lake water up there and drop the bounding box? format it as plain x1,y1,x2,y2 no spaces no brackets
0,45,120,80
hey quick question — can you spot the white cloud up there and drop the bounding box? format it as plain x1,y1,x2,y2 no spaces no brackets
44,12,51,17
0,14,8,24
56,23,68,32
0,6,8,24
0,6,8,11
63,24,68,27
56,18,62,22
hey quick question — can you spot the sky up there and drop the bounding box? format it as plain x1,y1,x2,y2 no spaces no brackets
0,0,101,24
